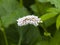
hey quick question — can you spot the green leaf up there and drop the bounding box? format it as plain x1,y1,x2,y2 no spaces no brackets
18,25,41,45
40,12,58,27
0,0,18,17
43,17,56,27
38,0,60,8
2,0,18,13
40,40,49,45
31,5,38,13
46,8,60,13
0,0,29,28
31,3,52,16
49,0,60,10
41,12,58,21
35,40,49,45
1,7,28,27
37,0,49,2
50,31,60,45
40,8,59,27
56,15,60,30
5,24,19,45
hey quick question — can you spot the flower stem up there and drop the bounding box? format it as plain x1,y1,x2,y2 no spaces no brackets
1,28,8,45
40,24,52,38
18,35,22,45
18,27,23,45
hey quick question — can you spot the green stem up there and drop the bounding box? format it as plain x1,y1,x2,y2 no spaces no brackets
18,27,23,45
1,28,8,45
40,24,52,38
18,34,22,45
18,35,22,45
40,24,47,32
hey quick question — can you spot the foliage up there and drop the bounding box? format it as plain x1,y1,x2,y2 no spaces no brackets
0,0,60,45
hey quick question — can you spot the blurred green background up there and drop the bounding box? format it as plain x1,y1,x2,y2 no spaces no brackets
0,0,60,45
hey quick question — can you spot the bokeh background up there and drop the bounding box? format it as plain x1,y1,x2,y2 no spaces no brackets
0,0,60,45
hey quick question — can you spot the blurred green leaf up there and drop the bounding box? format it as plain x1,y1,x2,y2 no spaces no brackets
0,0,29,28
49,0,60,10
40,40,49,45
41,12,58,21
41,12,57,27
37,0,49,2
0,0,18,17
41,7,59,27
5,24,19,45
50,31,60,45
56,15,60,30
46,8,60,13
1,7,28,27
2,0,18,13
38,0,60,10
19,25,41,45
40,12,57,27
35,40,49,45
31,3,52,16
43,17,56,27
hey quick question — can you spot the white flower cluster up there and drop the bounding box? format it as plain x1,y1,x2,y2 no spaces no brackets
17,15,43,26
